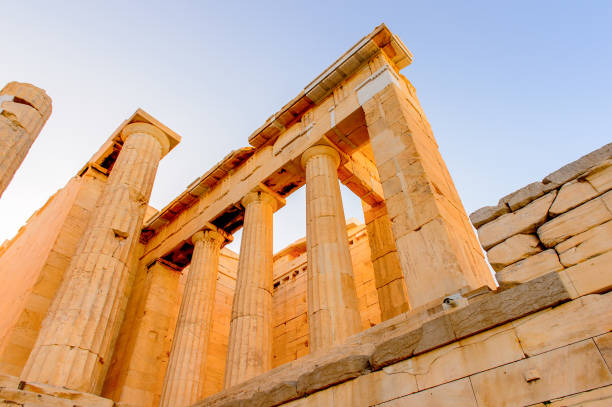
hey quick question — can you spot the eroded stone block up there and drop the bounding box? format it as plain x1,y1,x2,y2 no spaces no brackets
565,250,612,296
543,142,612,186
556,220,612,266
538,190,612,247
477,191,556,250
495,249,563,285
486,234,542,271
469,203,510,228
449,271,570,339
514,293,612,356
470,340,612,407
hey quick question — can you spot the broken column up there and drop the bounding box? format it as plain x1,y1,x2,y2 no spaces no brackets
0,82,52,198
160,227,228,407
22,122,173,394
302,145,362,352
224,187,284,388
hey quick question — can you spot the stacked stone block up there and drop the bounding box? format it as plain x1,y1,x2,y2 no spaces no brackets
470,143,612,293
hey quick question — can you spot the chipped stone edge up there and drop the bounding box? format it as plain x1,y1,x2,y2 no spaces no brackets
195,271,571,407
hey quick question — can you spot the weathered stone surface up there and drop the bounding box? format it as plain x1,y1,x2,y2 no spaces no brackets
549,159,612,217
595,333,612,369
541,385,612,407
369,316,456,370
477,191,556,250
549,178,599,216
507,181,548,211
495,249,563,285
377,378,478,407
538,190,612,247
565,250,612,296
469,203,510,228
543,142,612,186
0,373,19,388
250,381,300,407
556,220,612,266
197,344,374,407
470,339,612,407
0,374,113,407
364,80,495,309
333,367,419,406
391,325,523,391
586,159,612,191
0,82,52,199
486,234,541,271
296,351,370,395
449,271,570,339
514,293,612,356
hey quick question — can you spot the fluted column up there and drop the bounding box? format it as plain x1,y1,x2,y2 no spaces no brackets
0,82,52,198
302,145,362,352
224,187,283,388
22,122,171,394
160,228,227,407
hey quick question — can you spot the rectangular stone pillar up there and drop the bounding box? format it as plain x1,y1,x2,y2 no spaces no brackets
360,64,496,308
362,201,409,320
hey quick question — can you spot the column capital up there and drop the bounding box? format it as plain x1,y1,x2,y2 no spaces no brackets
121,122,170,156
241,184,286,211
301,145,341,169
191,228,226,246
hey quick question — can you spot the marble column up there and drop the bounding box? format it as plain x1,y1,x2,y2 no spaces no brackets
22,122,171,394
302,145,362,352
160,228,226,407
224,187,283,388
0,82,52,198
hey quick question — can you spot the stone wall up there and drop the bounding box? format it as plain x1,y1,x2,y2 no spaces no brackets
0,171,106,376
470,142,612,292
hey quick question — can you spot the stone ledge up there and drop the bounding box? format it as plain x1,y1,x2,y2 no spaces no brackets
194,272,571,407
0,374,113,407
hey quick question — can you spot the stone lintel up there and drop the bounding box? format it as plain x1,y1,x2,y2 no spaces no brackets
195,271,571,407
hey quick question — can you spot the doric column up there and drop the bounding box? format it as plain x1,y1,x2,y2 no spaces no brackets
360,66,496,308
160,228,227,407
224,187,284,388
0,82,52,198
302,145,362,352
22,122,171,394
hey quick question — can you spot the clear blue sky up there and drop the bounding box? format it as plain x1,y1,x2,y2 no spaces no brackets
2,1,611,253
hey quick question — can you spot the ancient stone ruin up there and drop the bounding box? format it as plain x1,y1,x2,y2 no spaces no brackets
0,24,610,407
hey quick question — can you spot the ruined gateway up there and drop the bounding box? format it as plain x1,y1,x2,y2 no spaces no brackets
0,24,611,407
